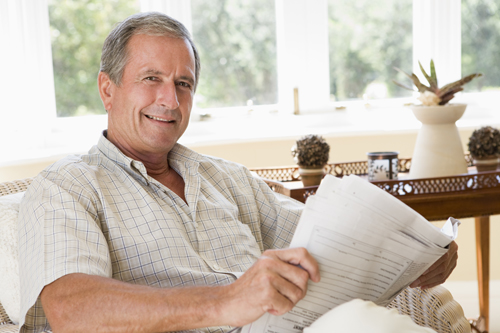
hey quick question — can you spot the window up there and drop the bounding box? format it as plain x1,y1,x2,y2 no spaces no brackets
2,0,500,166
462,0,500,92
48,0,140,117
328,0,413,101
191,0,278,108
47,0,278,115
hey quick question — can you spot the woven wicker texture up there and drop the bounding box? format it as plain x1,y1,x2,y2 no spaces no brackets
0,302,14,327
0,178,32,197
0,324,19,333
1,180,29,328
0,178,470,333
0,178,51,333
387,286,471,333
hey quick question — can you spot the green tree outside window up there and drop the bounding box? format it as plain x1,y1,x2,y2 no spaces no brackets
328,0,413,101
191,0,278,108
462,0,500,92
49,0,139,117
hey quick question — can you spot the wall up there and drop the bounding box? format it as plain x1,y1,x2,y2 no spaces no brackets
0,127,497,282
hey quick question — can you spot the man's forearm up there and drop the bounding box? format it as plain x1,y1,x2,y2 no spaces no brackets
40,248,320,332
40,273,227,333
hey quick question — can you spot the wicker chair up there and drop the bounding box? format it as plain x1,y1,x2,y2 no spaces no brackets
0,178,471,333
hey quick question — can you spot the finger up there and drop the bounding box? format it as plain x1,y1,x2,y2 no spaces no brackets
259,254,311,295
410,253,457,288
261,286,296,316
425,249,458,281
410,241,458,287
424,244,456,275
425,256,457,285
270,248,321,283
267,276,307,314
248,258,308,316
448,240,459,253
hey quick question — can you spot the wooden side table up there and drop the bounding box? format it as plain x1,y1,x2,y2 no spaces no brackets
251,156,499,332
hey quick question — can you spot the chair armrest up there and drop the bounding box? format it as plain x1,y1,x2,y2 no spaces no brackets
0,297,52,333
0,302,13,326
387,286,471,333
0,302,17,333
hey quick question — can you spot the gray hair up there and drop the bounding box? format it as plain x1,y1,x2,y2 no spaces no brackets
100,12,200,91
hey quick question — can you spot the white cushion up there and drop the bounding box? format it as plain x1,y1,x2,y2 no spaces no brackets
0,192,24,324
304,299,436,333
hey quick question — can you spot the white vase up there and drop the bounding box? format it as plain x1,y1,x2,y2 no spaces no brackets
409,104,468,179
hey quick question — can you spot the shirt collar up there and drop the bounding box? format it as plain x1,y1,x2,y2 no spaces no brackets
91,130,203,182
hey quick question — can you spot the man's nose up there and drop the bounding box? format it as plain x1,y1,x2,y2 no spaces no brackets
158,82,180,109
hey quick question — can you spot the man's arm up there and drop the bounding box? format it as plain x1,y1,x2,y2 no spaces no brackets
410,240,458,289
41,247,320,332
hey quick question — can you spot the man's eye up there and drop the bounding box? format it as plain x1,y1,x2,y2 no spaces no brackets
145,77,157,81
178,82,192,89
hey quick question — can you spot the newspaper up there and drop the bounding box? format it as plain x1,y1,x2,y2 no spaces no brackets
242,174,459,333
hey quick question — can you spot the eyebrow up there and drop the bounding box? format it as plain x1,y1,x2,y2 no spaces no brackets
141,69,163,77
179,75,195,87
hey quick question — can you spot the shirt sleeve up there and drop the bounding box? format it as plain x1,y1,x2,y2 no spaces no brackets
242,167,304,251
18,169,112,331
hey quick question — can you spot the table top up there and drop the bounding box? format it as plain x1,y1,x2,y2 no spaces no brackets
250,157,500,221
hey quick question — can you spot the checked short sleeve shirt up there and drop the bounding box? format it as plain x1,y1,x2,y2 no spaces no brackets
18,132,304,333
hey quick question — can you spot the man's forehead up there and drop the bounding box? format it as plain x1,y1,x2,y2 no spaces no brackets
126,35,195,73
128,33,193,55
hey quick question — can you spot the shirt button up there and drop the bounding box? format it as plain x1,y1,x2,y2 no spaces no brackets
213,264,221,270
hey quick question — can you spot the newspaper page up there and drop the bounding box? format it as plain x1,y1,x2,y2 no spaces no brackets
242,175,459,333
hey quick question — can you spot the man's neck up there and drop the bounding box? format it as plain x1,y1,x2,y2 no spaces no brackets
104,130,186,202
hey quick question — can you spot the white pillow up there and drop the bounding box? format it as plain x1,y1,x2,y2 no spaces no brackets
304,299,436,333
0,192,24,324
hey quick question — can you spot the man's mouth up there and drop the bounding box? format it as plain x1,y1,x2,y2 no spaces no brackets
145,115,175,123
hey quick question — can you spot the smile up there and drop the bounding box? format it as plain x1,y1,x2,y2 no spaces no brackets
145,115,174,123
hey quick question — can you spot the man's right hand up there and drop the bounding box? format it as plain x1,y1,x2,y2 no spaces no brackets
219,247,321,327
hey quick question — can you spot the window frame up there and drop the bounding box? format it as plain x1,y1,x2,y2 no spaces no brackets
1,0,494,166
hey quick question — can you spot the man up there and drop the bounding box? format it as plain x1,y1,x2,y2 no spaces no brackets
18,12,458,333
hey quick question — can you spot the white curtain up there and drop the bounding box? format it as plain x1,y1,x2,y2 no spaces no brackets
0,0,56,162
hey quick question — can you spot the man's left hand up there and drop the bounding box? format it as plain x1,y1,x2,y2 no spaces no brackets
410,240,458,289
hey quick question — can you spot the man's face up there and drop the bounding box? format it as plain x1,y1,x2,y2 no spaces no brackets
99,34,196,160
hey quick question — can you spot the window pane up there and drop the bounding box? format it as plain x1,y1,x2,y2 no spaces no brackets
191,0,278,108
48,0,139,117
462,0,500,92
328,0,412,101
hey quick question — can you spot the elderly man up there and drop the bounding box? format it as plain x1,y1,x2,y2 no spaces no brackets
18,12,458,333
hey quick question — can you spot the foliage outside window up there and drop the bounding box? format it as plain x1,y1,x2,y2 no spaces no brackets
191,0,278,108
328,0,412,101
47,0,500,117
462,0,500,92
48,0,139,117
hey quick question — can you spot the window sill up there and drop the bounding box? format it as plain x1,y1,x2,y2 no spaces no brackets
2,92,500,168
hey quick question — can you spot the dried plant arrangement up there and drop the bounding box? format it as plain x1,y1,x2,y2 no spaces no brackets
291,134,330,168
468,126,500,159
393,59,482,106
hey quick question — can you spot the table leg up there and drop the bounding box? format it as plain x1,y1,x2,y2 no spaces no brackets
475,216,490,332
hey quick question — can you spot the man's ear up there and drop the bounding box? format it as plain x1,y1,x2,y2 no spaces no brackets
98,72,115,111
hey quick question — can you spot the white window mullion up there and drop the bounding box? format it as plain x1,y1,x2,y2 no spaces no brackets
413,0,461,86
275,0,330,114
